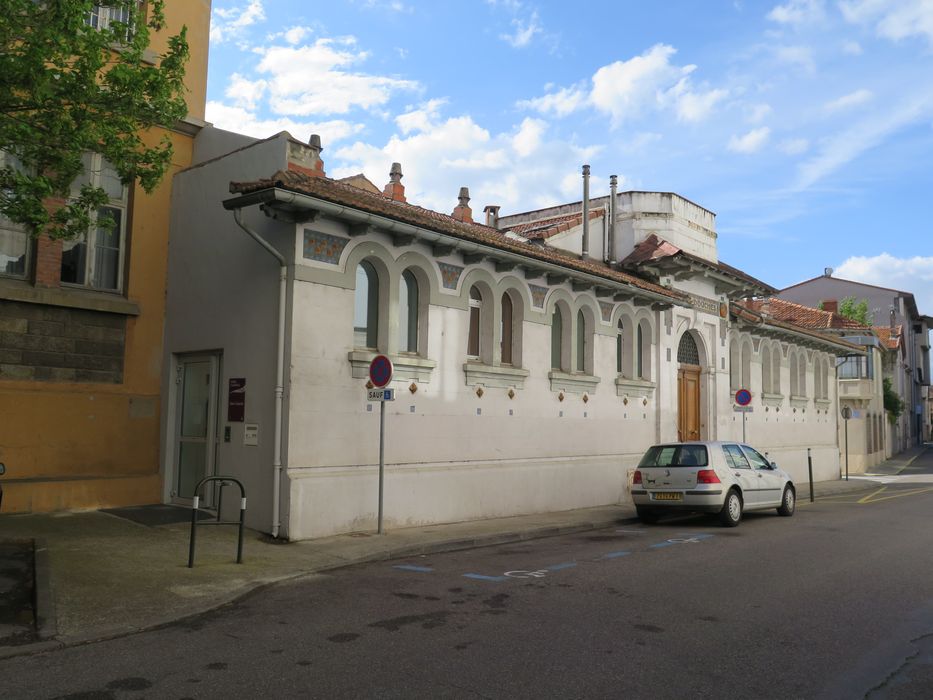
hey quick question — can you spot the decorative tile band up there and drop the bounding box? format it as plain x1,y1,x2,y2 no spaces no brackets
529,284,548,308
438,262,464,289
599,301,613,323
303,229,350,264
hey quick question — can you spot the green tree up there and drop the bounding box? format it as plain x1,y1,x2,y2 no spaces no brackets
0,0,189,240
837,296,873,326
883,377,904,424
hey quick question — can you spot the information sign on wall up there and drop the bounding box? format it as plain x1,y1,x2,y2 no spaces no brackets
228,378,246,422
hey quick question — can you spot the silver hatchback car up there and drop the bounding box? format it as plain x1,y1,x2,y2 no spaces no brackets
630,441,796,527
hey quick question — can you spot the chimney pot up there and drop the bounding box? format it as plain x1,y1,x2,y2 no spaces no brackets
383,161,406,202
483,205,501,228
309,134,322,151
822,299,838,313
452,187,473,223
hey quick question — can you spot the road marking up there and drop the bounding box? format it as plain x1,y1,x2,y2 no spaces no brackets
615,529,647,534
858,486,933,504
546,562,577,571
650,533,714,549
463,573,507,582
393,564,434,573
600,550,631,559
504,570,549,579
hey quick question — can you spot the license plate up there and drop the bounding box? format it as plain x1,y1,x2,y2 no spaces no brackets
652,492,683,501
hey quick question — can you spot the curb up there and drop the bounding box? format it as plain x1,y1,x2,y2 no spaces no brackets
0,513,639,660
33,539,57,641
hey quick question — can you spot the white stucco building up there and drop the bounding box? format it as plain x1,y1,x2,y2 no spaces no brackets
162,131,860,540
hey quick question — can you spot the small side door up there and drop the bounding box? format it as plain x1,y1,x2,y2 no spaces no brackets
722,444,758,505
171,354,220,504
742,445,784,507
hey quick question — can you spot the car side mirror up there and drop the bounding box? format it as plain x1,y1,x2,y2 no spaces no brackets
769,461,778,470
0,462,5,476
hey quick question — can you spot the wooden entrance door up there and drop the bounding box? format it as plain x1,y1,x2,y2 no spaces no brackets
678,366,701,441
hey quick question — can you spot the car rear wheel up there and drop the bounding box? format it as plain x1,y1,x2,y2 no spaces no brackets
636,507,659,524
777,485,795,516
718,489,742,527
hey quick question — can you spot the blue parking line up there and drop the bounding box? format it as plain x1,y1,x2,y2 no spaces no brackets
601,550,631,559
547,562,577,571
649,541,675,549
463,573,508,582
393,564,434,573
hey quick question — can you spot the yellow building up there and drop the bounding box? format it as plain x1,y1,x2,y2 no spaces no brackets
0,1,212,512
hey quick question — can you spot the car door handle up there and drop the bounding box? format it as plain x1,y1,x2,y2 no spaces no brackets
757,474,763,478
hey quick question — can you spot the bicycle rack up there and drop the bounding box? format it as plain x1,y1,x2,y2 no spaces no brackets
187,476,246,568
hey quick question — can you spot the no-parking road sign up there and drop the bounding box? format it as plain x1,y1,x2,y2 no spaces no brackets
369,355,394,388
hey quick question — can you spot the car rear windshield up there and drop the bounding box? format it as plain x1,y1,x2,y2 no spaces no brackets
638,444,709,468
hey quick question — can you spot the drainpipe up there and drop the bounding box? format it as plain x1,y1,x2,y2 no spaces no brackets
581,164,590,260
233,207,286,540
609,174,618,265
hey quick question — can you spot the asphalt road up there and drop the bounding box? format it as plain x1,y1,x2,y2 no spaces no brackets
2,454,933,700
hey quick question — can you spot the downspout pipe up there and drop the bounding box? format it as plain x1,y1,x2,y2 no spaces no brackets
581,164,590,260
232,207,286,540
609,175,618,265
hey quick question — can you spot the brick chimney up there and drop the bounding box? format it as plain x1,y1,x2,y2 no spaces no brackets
822,299,838,313
382,162,406,202
452,187,473,223
483,205,500,228
287,133,325,178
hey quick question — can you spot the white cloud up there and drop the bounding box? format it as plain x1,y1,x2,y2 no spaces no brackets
255,38,419,116
823,88,873,113
224,73,267,110
779,137,810,154
516,85,588,117
500,10,542,48
840,1,933,46
794,97,930,189
728,127,771,153
835,253,933,315
664,79,729,122
767,0,826,25
774,44,816,72
211,0,265,44
842,40,863,55
747,103,773,123
205,101,364,144
332,102,601,214
590,44,684,123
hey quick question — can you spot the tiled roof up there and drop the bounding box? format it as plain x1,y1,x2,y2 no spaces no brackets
620,234,776,294
507,210,605,240
872,325,903,350
732,301,864,351
228,170,683,301
742,298,867,330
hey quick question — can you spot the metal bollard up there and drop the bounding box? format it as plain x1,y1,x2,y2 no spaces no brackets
807,448,814,502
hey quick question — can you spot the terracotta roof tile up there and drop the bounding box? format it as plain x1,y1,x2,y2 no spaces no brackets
620,234,775,294
507,210,605,240
872,325,903,350
229,170,682,301
732,300,864,351
744,298,867,330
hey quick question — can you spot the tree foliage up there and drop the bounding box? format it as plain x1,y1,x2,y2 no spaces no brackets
0,0,189,240
837,296,873,326
883,377,904,424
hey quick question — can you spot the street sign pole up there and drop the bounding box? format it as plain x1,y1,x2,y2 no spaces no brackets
841,405,851,481
734,389,752,443
378,399,385,534
742,411,747,443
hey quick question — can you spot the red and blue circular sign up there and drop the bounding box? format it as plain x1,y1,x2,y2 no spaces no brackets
735,389,752,406
369,355,394,388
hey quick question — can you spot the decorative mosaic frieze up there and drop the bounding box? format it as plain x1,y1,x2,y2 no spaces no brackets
599,301,613,323
438,262,464,289
303,229,350,264
529,284,548,308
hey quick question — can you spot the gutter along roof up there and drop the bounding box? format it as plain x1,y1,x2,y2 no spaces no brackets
225,169,687,306
731,301,864,354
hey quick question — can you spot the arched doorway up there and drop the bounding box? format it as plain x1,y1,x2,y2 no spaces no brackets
677,332,702,441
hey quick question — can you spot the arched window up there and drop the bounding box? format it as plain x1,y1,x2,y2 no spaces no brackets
762,345,772,394
551,308,563,370
616,320,624,374
790,353,799,396
354,261,379,349
772,345,782,395
677,332,700,365
500,292,513,365
576,309,586,372
798,352,807,397
636,319,652,380
399,269,419,353
729,339,740,390
741,341,752,390
467,285,482,359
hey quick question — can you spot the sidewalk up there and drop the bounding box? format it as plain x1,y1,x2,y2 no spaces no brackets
0,474,888,660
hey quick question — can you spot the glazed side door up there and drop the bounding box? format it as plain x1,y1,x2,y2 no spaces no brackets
722,444,758,505
742,445,784,507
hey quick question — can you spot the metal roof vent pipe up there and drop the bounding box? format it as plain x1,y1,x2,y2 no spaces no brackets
581,164,590,260
484,205,501,229
609,174,618,265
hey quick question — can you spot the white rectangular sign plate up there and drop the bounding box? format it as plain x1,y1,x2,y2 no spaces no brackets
367,388,395,402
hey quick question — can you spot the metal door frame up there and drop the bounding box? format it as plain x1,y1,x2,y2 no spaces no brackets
170,352,221,507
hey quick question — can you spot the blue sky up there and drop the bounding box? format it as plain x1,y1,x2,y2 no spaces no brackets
206,0,933,317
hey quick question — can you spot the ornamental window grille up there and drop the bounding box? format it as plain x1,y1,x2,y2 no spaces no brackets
677,332,700,366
